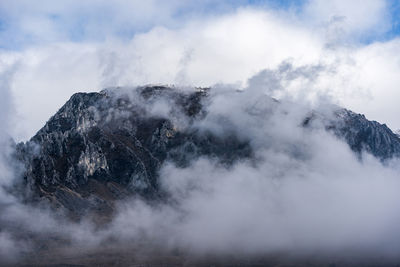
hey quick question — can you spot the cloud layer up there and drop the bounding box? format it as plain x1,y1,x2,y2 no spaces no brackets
0,0,400,140
1,1,400,264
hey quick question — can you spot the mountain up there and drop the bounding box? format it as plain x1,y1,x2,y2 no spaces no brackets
15,86,252,219
304,108,400,160
14,85,400,218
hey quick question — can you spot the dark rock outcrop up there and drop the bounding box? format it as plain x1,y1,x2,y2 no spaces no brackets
15,86,252,217
304,108,400,160
14,85,400,218
331,109,400,160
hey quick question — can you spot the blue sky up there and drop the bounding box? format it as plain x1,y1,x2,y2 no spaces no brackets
387,0,400,38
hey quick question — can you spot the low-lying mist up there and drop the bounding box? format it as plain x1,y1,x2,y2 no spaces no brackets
1,64,400,265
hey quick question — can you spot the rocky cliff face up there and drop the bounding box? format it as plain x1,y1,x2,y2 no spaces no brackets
15,86,252,217
330,109,400,160
14,86,400,218
303,108,400,160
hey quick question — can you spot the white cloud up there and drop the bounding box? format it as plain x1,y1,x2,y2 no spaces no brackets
2,8,326,140
104,79,400,259
303,0,390,39
1,1,399,139
343,39,400,130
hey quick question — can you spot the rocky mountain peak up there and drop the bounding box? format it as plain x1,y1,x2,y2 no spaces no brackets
14,85,400,218
15,86,250,217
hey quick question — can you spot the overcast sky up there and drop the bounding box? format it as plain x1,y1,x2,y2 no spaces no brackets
1,0,400,140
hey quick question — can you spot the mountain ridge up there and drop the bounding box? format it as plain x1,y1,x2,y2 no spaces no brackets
13,85,400,218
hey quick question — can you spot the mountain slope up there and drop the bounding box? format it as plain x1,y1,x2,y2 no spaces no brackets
15,86,252,217
15,85,400,218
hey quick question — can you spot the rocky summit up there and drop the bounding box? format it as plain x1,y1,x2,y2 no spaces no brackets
14,86,252,218
14,85,400,218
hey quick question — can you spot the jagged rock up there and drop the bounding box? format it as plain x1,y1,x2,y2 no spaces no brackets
304,109,400,160
14,85,400,217
15,86,252,217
